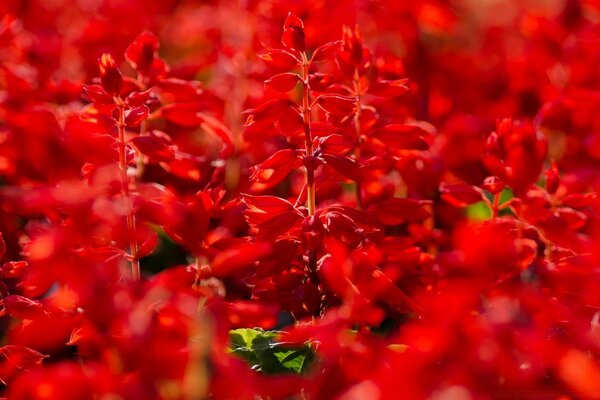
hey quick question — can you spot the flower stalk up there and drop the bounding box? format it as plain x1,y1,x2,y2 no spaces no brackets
115,97,140,280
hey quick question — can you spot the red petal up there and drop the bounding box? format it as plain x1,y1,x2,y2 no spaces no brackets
439,182,483,207
244,99,302,137
308,73,334,91
562,193,597,209
82,84,113,105
316,94,358,117
264,73,301,93
126,89,153,107
250,149,301,184
368,79,410,97
124,105,149,127
243,195,298,225
371,198,431,225
98,53,123,96
325,211,364,247
160,103,201,127
282,13,306,52
1,261,28,279
481,176,505,194
226,301,278,329
0,232,5,260
373,124,430,150
258,48,300,70
129,134,174,162
3,295,44,320
319,133,355,155
302,215,326,250
545,161,560,195
210,242,271,278
196,113,234,158
322,154,363,181
125,31,159,72
244,99,299,126
256,212,303,241
0,345,47,368
310,41,342,63
160,157,202,181
157,78,203,102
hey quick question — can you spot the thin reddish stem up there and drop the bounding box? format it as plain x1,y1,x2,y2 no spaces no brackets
115,98,140,280
301,53,319,288
352,71,363,210
491,192,501,220
301,53,316,217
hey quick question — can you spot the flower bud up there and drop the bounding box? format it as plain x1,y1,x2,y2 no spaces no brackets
98,53,123,96
302,215,325,250
545,161,560,195
481,176,505,195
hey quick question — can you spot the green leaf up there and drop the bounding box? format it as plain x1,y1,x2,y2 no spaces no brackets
228,328,315,375
275,346,314,374
466,201,491,220
229,328,264,368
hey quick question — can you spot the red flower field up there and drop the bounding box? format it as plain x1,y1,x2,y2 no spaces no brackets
1,0,600,398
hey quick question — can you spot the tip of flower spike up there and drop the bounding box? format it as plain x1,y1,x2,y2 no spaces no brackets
97,53,123,96
98,53,116,74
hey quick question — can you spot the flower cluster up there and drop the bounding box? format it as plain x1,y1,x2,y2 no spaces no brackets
1,1,600,399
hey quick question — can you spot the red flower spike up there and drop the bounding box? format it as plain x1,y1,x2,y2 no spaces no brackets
125,31,160,73
282,13,306,52
0,233,5,260
98,53,123,96
341,25,364,66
